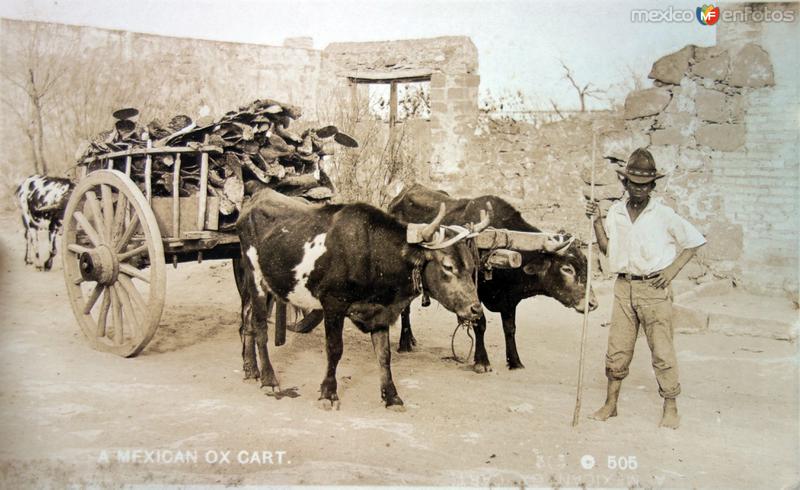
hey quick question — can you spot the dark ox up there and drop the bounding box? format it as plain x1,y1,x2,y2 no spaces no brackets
235,188,487,409
15,175,74,271
388,184,598,372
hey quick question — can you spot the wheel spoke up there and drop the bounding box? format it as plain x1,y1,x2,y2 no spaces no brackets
73,210,102,247
112,193,128,244
114,283,142,339
83,284,104,315
117,244,148,263
111,287,123,344
114,214,140,253
100,184,115,242
67,243,92,255
120,263,150,283
85,191,108,243
95,289,111,338
65,170,166,357
119,275,148,314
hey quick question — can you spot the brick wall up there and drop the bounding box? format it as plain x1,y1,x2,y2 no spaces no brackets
713,2,799,292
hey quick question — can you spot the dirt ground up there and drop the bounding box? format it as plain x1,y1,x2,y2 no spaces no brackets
0,211,798,488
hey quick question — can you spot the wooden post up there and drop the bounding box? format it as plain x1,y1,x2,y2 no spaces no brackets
172,153,181,268
197,136,209,230
125,156,132,177
172,154,181,239
274,302,287,347
145,139,152,204
107,158,114,170
388,80,398,132
572,129,596,427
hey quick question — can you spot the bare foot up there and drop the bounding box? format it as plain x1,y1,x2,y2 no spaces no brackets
589,404,618,421
660,399,680,429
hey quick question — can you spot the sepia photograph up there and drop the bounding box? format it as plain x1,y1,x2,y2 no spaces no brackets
0,0,797,487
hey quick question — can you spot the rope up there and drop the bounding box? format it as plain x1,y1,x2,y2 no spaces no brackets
411,265,423,295
448,236,480,363
449,319,475,363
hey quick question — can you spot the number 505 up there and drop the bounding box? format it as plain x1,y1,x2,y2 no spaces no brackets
608,456,638,470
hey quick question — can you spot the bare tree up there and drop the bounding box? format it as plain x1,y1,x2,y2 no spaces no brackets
0,23,74,174
549,99,566,120
558,60,604,112
397,82,431,120
316,83,421,207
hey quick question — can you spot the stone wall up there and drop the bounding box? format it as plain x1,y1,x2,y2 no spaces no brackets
2,11,796,295
457,112,619,236
321,37,480,181
0,18,322,179
606,2,798,293
0,20,479,206
454,2,798,295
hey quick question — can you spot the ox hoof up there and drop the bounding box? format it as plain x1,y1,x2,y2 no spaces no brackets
316,398,341,411
507,361,526,370
383,393,405,410
260,372,280,390
243,368,260,382
397,343,414,353
260,383,282,393
473,362,492,374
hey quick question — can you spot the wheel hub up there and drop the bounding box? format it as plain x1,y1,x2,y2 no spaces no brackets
79,245,119,285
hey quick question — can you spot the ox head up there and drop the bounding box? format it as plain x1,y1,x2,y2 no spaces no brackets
25,205,64,271
521,233,597,313
408,203,491,322
30,220,58,271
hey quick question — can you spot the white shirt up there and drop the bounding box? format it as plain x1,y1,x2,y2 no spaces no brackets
605,197,706,275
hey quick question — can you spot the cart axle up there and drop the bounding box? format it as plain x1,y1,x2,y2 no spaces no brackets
79,245,119,285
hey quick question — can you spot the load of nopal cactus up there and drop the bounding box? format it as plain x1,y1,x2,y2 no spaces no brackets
76,99,358,215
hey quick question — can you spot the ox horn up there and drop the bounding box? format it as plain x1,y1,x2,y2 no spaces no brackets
544,233,573,255
420,203,447,242
471,203,493,234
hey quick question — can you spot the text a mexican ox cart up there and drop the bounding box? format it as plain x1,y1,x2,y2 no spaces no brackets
60,104,576,358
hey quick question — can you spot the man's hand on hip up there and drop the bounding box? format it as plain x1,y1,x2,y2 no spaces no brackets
650,266,678,289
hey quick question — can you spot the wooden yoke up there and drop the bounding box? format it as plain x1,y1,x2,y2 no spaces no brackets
475,229,565,252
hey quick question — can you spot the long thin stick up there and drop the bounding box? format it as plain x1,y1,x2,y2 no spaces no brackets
572,129,596,427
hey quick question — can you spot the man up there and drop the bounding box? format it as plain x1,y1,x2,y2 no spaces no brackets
585,148,706,429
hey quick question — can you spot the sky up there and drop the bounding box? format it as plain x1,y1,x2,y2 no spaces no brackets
0,0,717,110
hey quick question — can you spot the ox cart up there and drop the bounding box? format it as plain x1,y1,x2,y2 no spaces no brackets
60,142,322,357
61,144,571,358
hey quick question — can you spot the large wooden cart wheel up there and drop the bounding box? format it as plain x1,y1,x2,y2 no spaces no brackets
62,170,166,357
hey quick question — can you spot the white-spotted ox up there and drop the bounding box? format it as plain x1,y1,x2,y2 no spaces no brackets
15,175,74,271
235,188,488,410
388,184,598,372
